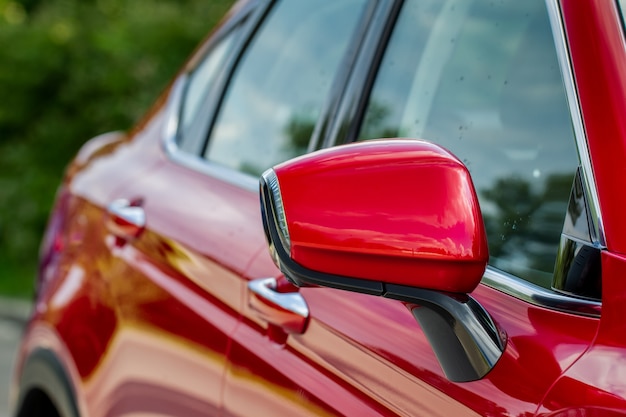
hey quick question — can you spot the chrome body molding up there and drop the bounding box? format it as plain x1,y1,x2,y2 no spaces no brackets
482,267,601,318
161,75,258,193
545,0,606,248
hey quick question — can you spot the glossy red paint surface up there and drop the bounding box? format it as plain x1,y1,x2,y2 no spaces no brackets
76,148,265,415
223,241,599,417
12,0,626,416
537,251,626,415
274,140,488,293
14,80,265,416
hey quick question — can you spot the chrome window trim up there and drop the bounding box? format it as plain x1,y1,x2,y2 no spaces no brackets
161,75,258,192
545,0,606,248
482,267,601,318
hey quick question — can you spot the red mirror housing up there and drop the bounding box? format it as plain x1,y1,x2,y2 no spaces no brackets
260,140,505,383
260,139,489,295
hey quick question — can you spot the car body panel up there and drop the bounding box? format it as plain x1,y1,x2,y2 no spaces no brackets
225,240,599,416
537,251,626,415
12,0,626,416
14,82,264,416
15,103,172,409
71,124,265,414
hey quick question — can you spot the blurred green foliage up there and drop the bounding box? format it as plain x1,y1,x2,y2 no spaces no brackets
0,0,234,297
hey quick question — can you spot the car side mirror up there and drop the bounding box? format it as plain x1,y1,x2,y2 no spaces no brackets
260,139,505,382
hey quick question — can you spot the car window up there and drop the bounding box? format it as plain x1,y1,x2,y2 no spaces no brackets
205,0,368,176
178,27,241,153
358,0,579,289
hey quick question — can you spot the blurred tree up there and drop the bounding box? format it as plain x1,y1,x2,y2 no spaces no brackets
0,0,234,297
284,112,315,156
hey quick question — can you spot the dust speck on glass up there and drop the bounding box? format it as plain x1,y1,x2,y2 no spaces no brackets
359,0,578,288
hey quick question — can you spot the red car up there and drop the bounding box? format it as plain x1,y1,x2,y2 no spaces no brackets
11,0,626,415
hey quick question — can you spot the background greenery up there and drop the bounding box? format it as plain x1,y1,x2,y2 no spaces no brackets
0,0,234,297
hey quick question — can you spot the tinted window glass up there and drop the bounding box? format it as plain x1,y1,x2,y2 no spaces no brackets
206,0,367,176
178,28,240,153
359,0,578,288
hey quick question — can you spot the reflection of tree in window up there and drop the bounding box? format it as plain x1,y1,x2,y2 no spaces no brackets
284,112,316,156
481,172,574,287
240,110,317,176
359,100,401,140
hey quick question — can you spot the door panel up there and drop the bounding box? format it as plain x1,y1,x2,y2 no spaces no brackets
87,156,266,417
225,247,599,416
224,277,479,416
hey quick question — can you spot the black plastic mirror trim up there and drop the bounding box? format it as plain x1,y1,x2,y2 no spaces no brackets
384,284,506,382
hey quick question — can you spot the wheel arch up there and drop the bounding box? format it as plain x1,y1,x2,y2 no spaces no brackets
15,348,80,417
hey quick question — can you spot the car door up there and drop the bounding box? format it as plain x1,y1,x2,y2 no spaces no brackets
222,0,605,416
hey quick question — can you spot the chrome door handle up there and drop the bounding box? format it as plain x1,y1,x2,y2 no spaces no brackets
248,277,309,334
106,199,146,240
